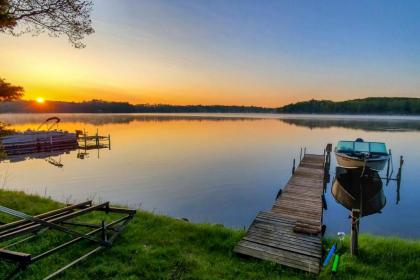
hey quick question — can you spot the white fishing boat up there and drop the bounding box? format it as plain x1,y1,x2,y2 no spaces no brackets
334,139,390,171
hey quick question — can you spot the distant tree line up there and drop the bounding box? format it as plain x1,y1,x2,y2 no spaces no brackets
276,97,420,115
135,104,274,113
0,100,275,113
2,97,420,115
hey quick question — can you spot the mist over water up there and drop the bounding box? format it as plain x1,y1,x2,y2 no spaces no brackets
1,113,419,238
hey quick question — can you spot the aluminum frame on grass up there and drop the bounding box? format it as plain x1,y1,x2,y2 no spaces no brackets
0,201,136,280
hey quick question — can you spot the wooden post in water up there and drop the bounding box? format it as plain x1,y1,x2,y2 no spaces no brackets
386,149,391,184
396,156,404,183
323,144,332,191
108,134,111,150
350,209,360,256
95,129,99,148
83,129,87,148
396,155,404,204
325,144,332,168
299,148,302,162
292,158,296,174
396,179,401,205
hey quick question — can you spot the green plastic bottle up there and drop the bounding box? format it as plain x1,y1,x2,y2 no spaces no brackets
332,254,340,273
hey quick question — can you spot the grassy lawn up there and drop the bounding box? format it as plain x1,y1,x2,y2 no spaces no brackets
0,189,419,279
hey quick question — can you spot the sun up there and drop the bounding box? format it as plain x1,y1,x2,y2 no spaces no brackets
36,97,45,104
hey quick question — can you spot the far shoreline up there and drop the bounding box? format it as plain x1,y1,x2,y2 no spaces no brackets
1,112,420,120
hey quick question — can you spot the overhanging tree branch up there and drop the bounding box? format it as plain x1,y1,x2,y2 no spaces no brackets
0,0,94,48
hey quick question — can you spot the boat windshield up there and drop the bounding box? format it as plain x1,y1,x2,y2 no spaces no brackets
369,142,388,154
336,141,354,152
336,141,388,155
355,142,369,153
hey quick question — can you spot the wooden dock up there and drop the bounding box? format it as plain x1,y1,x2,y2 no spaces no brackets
77,132,111,150
234,148,330,274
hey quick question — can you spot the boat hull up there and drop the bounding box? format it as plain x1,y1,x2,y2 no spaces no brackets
1,131,78,155
335,152,389,171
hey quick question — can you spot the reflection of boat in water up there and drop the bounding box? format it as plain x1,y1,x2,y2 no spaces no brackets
334,139,390,171
6,149,73,163
332,167,386,216
5,149,75,168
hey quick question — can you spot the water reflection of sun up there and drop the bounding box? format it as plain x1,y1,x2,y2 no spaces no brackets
36,97,45,104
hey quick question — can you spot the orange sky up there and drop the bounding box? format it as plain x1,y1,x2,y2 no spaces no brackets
0,33,314,107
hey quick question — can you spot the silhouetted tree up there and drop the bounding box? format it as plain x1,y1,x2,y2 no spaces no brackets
0,0,94,48
0,78,23,101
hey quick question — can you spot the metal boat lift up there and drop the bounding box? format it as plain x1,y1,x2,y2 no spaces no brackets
0,201,135,279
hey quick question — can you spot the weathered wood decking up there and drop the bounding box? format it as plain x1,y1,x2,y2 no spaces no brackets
234,153,328,274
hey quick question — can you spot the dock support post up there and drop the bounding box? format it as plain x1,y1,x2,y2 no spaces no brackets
83,129,87,148
386,149,391,183
323,144,332,191
299,148,302,162
325,144,332,167
108,134,111,150
292,158,296,174
350,209,360,256
324,144,332,170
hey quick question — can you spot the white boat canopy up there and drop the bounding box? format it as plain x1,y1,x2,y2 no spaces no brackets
336,141,388,155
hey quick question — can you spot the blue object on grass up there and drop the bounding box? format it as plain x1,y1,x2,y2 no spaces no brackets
323,244,336,267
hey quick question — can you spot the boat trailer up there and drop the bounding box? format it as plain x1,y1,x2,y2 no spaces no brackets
0,201,136,279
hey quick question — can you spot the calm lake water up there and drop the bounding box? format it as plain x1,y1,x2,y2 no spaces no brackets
1,113,419,238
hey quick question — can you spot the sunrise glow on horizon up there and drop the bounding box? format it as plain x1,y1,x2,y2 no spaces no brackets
1,0,419,107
